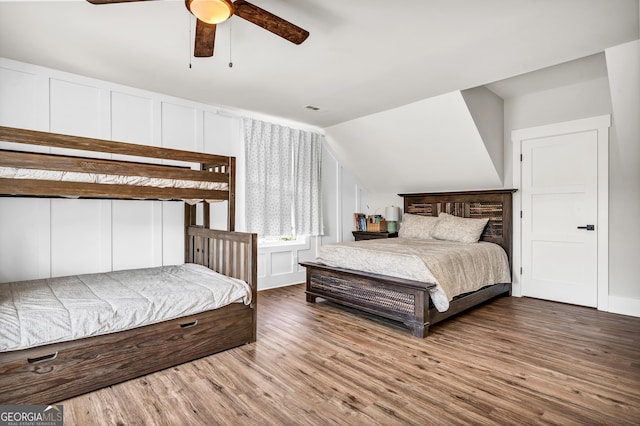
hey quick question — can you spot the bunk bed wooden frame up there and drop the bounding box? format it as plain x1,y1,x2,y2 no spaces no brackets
301,189,515,338
0,126,258,404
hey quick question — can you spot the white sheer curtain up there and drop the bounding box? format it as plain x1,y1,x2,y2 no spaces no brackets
244,119,293,237
243,118,322,237
293,131,322,236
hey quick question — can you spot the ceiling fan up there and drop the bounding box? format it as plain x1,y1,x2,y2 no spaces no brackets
87,0,310,58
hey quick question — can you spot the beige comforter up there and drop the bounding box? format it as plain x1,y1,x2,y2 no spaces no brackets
316,238,511,312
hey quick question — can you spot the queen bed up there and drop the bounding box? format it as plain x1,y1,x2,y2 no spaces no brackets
0,126,257,404
301,189,515,338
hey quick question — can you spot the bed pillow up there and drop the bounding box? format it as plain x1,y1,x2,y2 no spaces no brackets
398,213,439,240
431,213,489,243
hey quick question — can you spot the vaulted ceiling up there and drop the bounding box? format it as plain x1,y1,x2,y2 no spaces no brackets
0,0,638,128
325,90,505,194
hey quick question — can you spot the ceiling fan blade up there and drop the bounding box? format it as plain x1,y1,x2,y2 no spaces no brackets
86,0,153,4
194,19,217,57
233,0,309,45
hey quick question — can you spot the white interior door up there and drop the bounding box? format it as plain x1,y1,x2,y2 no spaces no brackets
521,130,599,307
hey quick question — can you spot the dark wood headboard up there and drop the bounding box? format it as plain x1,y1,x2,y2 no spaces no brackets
398,189,516,263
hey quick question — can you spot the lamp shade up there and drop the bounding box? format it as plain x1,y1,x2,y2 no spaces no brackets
385,206,401,222
186,0,234,24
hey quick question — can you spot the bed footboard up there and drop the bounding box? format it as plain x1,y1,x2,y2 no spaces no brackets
186,226,258,342
302,261,435,338
302,262,511,338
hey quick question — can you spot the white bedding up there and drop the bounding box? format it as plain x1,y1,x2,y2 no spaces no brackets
0,263,251,352
316,238,511,312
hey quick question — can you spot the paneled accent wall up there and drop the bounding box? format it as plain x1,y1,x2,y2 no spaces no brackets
258,238,314,290
0,58,361,290
0,58,243,283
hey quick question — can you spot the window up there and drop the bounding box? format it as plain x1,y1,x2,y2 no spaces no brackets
244,118,323,238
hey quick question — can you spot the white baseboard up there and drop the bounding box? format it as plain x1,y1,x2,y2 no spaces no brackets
258,281,303,291
605,295,640,318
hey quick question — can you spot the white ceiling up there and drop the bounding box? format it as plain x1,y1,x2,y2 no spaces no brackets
486,52,610,99
0,0,638,128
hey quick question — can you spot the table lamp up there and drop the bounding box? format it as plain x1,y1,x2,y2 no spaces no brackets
385,206,401,233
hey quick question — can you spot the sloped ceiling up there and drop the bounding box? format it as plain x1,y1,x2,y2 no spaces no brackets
325,52,619,196
325,91,503,194
0,1,637,128
0,1,637,199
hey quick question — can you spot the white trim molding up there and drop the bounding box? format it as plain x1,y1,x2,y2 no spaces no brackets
608,296,640,318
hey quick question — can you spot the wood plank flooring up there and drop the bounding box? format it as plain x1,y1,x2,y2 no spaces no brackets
62,284,640,425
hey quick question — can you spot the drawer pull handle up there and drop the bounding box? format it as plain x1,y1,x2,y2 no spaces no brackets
180,320,198,328
28,352,58,364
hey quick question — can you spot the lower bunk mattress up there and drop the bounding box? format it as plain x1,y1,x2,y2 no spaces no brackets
0,263,251,353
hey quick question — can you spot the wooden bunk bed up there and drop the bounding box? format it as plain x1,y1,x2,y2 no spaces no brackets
0,126,257,404
301,189,515,338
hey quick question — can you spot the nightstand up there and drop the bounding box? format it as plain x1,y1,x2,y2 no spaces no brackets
352,231,399,241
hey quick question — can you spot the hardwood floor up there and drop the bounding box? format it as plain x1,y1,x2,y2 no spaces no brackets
62,284,640,425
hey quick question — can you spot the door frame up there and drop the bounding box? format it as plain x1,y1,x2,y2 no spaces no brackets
511,115,610,310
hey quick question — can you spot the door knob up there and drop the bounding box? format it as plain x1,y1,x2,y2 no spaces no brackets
577,225,595,231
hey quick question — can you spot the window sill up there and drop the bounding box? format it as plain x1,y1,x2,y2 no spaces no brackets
258,236,309,250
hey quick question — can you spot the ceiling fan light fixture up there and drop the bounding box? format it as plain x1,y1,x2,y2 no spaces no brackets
186,0,234,25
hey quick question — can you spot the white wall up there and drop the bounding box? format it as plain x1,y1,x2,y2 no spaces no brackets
0,58,242,282
321,146,341,245
325,89,507,225
0,58,326,291
605,40,640,312
503,77,613,188
325,91,503,196
461,86,505,182
0,57,361,290
503,42,640,316
322,142,369,245
7,50,636,307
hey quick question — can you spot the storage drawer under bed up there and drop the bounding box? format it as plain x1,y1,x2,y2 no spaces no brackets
0,303,253,404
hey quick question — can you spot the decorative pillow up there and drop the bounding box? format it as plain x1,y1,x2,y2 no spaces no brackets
398,213,439,240
431,213,489,243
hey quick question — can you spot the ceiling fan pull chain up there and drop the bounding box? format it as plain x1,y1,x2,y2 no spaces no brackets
229,20,233,68
189,14,193,69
